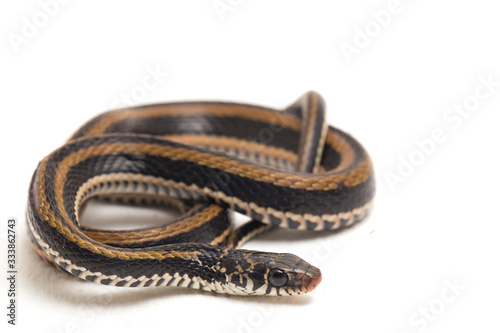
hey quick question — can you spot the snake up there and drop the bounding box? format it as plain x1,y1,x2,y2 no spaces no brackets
26,91,375,296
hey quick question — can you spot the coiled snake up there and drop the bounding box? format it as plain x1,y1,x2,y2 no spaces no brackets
26,91,375,296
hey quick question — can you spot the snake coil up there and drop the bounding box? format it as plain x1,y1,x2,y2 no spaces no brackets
27,91,375,296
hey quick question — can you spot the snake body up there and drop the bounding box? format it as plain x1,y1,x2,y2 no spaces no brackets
26,92,375,296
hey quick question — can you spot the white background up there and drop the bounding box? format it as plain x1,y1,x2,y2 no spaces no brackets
1,1,500,332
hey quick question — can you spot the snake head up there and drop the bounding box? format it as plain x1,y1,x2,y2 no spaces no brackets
219,250,322,296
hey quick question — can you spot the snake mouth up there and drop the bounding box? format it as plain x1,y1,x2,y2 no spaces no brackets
301,265,322,293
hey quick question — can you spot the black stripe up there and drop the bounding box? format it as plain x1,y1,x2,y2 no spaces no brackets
104,114,301,153
36,133,372,238
27,198,229,281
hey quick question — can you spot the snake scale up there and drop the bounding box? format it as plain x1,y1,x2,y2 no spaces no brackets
26,91,375,296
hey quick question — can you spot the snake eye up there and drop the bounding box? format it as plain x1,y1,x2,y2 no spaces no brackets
269,269,288,287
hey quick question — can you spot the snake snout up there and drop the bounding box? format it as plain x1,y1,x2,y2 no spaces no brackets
301,265,322,292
